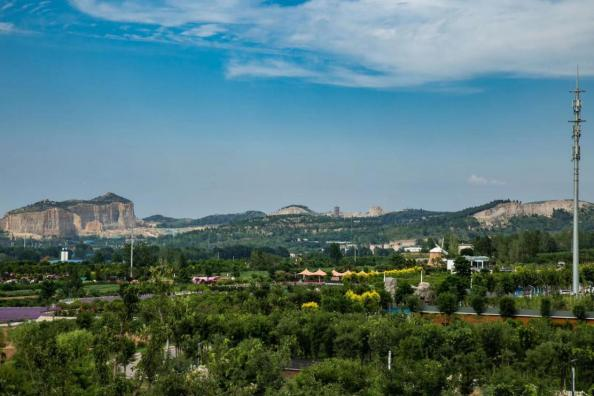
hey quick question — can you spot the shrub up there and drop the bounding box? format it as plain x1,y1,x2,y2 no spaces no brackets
301,301,319,310
470,294,486,315
540,298,552,318
394,282,413,304
499,296,516,318
573,303,587,321
436,292,458,316
405,295,422,313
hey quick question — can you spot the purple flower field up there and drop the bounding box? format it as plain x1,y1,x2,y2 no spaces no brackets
0,307,49,323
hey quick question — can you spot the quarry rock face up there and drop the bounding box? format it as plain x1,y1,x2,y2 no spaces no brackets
473,199,591,227
0,193,137,238
270,205,316,216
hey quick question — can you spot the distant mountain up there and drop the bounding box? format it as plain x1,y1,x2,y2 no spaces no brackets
2,195,588,242
144,211,266,228
0,193,136,238
162,199,592,250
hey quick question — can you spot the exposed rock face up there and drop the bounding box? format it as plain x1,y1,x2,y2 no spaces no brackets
0,193,137,238
270,205,316,216
473,199,591,227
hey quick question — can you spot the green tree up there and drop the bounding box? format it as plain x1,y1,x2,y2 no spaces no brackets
327,243,343,266
394,282,414,304
405,295,422,313
436,292,458,316
573,303,587,321
470,293,486,315
499,296,516,318
39,280,56,302
540,298,552,317
454,256,471,286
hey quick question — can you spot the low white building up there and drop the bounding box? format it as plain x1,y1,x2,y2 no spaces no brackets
447,256,491,272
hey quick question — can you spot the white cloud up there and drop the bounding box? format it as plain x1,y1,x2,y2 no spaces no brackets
0,22,14,33
226,58,319,79
182,24,226,38
468,174,506,187
69,0,594,87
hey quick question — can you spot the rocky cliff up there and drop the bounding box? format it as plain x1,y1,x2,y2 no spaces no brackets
473,199,591,227
270,205,317,216
0,193,137,238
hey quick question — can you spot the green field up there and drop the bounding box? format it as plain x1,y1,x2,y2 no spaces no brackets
82,283,119,296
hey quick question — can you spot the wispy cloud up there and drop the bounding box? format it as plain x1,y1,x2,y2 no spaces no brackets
468,174,506,187
61,1,594,87
227,58,318,79
182,24,226,38
0,22,15,34
0,2,14,12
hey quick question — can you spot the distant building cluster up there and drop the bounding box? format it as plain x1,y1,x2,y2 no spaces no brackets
369,239,418,253
325,206,385,218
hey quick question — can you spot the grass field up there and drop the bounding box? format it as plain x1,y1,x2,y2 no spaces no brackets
82,283,119,296
238,271,270,281
0,289,38,297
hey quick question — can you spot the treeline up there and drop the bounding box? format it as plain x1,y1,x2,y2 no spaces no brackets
1,280,593,395
444,229,594,264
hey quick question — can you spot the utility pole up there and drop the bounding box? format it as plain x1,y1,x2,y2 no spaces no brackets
570,67,585,295
130,225,134,279
570,359,577,396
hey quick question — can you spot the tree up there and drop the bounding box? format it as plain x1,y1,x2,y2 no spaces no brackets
453,256,471,286
280,358,378,395
118,283,140,322
474,235,494,256
438,275,466,301
470,293,486,315
499,296,516,318
39,280,56,302
573,303,587,321
436,292,458,316
390,252,406,269
405,295,422,313
540,298,552,318
209,338,287,394
328,243,343,265
394,282,414,304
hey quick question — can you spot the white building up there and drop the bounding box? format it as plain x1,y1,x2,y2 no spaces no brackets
447,256,491,272
60,248,69,262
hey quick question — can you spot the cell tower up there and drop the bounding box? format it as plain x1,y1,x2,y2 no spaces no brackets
570,67,585,295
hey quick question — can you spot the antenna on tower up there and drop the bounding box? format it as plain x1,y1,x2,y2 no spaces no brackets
570,65,586,295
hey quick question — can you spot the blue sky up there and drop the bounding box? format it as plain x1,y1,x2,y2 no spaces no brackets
0,0,593,218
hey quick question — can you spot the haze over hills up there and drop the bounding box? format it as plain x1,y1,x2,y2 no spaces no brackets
1,194,592,240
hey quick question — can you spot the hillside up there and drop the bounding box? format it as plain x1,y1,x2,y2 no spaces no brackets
158,199,593,251
473,200,592,227
0,193,136,238
144,211,266,228
269,205,317,216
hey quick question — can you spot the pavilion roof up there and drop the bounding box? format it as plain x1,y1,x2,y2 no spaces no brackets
312,269,327,276
298,269,315,276
332,269,352,277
